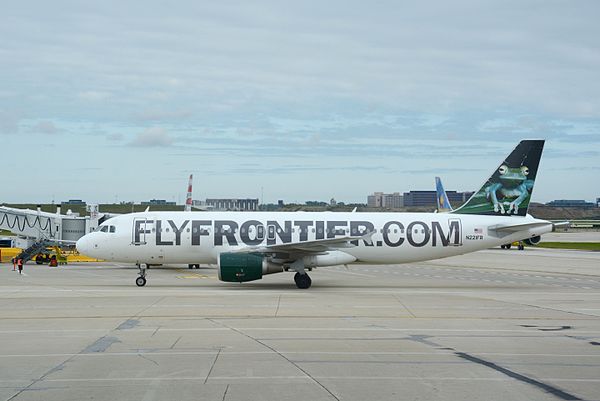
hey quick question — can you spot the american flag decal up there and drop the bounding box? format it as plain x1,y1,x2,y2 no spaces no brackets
474,227,483,234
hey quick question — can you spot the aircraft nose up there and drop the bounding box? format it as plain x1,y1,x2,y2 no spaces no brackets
76,235,92,256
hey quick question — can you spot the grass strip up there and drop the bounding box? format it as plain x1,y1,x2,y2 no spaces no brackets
535,242,600,251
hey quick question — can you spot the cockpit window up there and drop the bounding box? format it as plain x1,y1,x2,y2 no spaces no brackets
99,226,108,232
109,226,116,233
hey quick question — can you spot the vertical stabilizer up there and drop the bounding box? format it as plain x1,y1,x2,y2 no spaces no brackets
184,174,193,212
452,140,544,216
435,176,453,212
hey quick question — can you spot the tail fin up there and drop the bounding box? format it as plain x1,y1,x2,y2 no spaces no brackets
184,174,193,212
435,176,453,212
452,140,544,216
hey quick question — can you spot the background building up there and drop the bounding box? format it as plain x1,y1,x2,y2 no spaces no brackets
367,192,403,208
206,198,259,211
546,199,596,208
141,199,176,206
62,199,86,205
384,193,403,208
403,190,473,207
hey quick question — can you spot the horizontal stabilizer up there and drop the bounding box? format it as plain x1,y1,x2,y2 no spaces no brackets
552,221,570,229
488,221,552,233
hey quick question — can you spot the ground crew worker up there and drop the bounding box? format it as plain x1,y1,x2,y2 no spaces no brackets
17,258,23,274
12,258,16,271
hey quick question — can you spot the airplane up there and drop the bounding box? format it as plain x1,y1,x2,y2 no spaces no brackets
435,176,453,213
76,140,558,289
184,174,193,212
434,176,543,248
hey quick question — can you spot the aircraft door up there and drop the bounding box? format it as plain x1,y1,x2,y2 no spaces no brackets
132,218,150,245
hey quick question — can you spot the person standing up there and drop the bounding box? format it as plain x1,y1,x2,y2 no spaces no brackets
12,258,16,271
17,258,23,275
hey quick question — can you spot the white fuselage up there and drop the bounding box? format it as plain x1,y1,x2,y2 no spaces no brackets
75,211,553,266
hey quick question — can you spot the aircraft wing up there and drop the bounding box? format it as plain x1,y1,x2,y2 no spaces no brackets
232,232,374,255
488,221,552,233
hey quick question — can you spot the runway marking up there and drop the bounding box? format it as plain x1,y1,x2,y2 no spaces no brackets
2,351,600,358
321,270,375,278
2,328,600,334
1,376,599,383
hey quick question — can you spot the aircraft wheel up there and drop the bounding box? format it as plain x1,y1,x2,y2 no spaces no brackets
195,264,200,269
188,264,194,269
505,244,512,249
136,277,147,287
294,272,312,289
518,244,525,250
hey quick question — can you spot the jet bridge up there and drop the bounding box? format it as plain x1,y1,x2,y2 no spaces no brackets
0,205,101,249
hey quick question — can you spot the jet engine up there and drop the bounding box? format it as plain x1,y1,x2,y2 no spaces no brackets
524,235,541,245
218,252,283,283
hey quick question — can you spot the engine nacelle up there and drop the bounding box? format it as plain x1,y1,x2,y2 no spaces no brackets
524,235,541,245
218,252,283,283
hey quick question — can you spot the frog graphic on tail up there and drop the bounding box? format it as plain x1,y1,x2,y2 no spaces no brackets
453,140,544,217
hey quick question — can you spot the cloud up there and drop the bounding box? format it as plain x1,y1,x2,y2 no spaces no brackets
0,109,20,135
78,91,111,101
106,133,124,141
134,109,192,121
31,120,59,135
129,127,174,147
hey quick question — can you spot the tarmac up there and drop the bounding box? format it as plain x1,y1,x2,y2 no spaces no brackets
0,246,599,401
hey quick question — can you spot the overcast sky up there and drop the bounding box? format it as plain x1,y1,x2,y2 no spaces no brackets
1,1,599,204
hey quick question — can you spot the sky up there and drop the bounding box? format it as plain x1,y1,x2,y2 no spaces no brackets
1,0,599,204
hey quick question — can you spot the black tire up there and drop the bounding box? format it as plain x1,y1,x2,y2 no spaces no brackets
518,244,525,250
136,277,147,287
35,255,44,265
294,272,312,289
188,264,194,269
505,244,512,249
195,264,200,269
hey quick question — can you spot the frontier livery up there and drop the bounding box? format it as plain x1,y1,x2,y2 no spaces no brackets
76,140,556,289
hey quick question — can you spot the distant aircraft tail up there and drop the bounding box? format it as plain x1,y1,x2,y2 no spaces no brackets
184,174,193,212
452,140,544,217
435,177,453,213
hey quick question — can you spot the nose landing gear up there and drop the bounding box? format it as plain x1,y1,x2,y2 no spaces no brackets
136,263,147,287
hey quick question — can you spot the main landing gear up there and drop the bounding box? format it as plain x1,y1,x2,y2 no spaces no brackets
188,264,201,269
136,263,147,287
294,272,312,289
290,259,312,289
